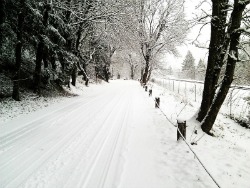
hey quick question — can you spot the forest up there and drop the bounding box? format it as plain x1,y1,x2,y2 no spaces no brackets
0,0,188,98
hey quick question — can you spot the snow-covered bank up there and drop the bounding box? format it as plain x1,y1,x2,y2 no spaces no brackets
0,93,68,124
147,82,250,188
0,79,105,124
153,78,250,125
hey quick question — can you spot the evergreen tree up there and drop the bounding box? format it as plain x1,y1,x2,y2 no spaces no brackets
196,59,206,81
12,0,26,101
234,44,250,85
182,50,195,79
167,66,173,75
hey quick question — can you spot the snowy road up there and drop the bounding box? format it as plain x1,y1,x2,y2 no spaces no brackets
0,80,218,188
0,81,133,188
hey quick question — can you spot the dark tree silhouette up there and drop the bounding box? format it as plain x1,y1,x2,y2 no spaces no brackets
197,0,229,122
12,0,26,101
200,0,249,133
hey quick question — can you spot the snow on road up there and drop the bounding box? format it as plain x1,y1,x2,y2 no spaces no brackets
0,80,243,188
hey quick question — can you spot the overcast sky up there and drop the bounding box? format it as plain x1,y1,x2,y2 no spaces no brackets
165,0,211,70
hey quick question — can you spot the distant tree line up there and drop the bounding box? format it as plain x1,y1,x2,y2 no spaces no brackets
180,49,250,83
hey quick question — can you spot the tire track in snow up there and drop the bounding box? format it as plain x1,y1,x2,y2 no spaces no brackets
0,87,117,159
19,88,130,188
77,89,134,188
0,87,127,188
0,86,113,147
0,93,106,151
99,91,133,188
0,94,112,168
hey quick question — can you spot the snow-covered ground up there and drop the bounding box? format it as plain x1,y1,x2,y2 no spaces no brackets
0,79,96,124
148,82,250,188
154,78,250,123
0,80,249,188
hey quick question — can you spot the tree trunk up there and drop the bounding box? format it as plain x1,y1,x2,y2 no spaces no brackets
146,66,152,83
77,61,89,86
0,0,6,25
197,0,229,122
12,0,25,101
43,47,49,68
33,4,50,94
0,0,6,48
71,63,77,86
75,22,84,52
33,38,44,94
50,51,56,70
142,47,151,84
142,63,149,84
131,64,134,80
201,0,247,133
75,23,90,86
65,0,71,23
104,65,110,82
140,67,144,82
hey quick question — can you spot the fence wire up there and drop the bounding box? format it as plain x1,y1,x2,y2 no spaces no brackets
155,78,250,122
142,84,221,188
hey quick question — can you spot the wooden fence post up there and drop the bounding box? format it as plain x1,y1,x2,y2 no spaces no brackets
149,89,152,96
177,120,186,140
155,97,160,108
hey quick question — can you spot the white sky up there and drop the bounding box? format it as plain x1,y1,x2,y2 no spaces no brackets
165,0,211,70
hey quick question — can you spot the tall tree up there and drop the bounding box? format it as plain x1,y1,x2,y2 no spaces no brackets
33,2,51,94
0,0,6,50
200,0,250,133
12,0,26,101
234,43,250,84
167,66,173,75
136,0,188,84
182,50,196,79
126,53,139,80
197,0,230,122
196,59,206,80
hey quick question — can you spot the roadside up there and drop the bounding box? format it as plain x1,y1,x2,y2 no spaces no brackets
146,82,250,188
0,77,102,124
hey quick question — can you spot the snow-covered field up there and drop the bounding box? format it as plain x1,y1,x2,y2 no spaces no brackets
154,78,250,123
0,80,250,188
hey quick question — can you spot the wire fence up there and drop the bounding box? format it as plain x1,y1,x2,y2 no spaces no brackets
154,78,250,122
141,79,250,187
144,85,222,188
